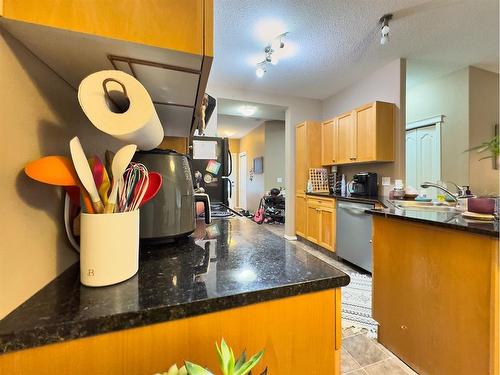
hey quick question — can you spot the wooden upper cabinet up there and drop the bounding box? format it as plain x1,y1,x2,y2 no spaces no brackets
354,101,394,163
354,104,376,162
1,0,213,56
336,112,356,164
322,101,395,165
321,119,338,166
295,121,321,193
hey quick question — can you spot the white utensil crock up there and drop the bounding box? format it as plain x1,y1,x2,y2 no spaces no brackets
80,210,139,287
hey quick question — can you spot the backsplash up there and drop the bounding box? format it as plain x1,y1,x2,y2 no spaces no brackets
0,29,122,318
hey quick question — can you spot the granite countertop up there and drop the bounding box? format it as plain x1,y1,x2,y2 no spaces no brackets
305,191,386,206
368,204,499,238
0,218,349,354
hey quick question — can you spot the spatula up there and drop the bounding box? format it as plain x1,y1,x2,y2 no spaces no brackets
105,144,137,213
70,137,104,214
24,155,94,213
139,172,162,207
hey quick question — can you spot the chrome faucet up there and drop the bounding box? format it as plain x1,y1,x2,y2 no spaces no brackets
445,181,468,197
420,182,459,203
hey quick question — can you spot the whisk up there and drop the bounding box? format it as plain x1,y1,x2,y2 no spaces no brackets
117,162,149,212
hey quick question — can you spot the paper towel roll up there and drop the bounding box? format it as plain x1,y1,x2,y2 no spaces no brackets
78,70,164,150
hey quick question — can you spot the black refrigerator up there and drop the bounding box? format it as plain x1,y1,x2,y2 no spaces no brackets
189,136,232,206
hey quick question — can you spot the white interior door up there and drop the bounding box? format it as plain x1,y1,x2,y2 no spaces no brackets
228,152,237,209
405,124,441,190
238,152,247,209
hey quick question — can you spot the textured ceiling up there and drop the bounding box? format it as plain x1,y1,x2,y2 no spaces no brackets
209,0,499,99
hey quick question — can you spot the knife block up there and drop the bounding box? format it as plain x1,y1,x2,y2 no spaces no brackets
80,210,139,287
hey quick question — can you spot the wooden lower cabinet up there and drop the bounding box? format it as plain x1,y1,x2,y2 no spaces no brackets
0,290,342,375
295,193,307,237
306,202,321,244
318,206,336,251
301,196,336,251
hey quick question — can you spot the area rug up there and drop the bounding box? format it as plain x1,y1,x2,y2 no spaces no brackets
342,272,378,338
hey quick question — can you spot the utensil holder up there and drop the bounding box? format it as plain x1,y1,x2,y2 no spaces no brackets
80,210,139,287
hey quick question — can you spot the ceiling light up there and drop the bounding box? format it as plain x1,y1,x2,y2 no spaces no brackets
379,14,393,45
256,66,266,78
271,32,288,50
239,105,257,116
254,19,286,44
254,32,288,76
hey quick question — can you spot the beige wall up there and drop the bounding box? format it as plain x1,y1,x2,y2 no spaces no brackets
239,123,265,211
406,67,470,186
321,59,406,183
264,121,285,192
0,30,123,318
469,67,499,196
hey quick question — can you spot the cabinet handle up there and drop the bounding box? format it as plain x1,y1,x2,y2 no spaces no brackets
401,325,407,330
349,157,356,160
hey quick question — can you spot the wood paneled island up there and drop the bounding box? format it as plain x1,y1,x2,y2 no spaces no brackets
370,209,499,375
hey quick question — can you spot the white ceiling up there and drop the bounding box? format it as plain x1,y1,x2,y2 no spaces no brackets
217,98,286,138
217,98,286,120
209,0,499,100
217,115,264,138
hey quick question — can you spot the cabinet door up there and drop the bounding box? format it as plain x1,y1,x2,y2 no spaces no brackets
331,119,338,164
337,112,356,164
355,104,376,162
295,194,307,237
318,207,336,251
295,123,307,193
321,120,334,166
306,204,320,244
2,0,207,55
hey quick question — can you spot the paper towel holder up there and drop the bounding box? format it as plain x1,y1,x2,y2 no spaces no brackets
102,78,131,114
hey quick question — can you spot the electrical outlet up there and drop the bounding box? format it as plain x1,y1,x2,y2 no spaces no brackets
277,177,283,183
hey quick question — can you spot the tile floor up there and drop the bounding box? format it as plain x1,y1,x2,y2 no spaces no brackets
260,222,418,374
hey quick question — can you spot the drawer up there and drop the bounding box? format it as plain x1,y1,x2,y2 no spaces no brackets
307,196,335,208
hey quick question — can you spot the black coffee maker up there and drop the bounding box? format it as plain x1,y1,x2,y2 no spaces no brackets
349,172,378,196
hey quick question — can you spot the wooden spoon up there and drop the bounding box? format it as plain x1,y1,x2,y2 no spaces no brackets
70,137,104,213
105,144,137,213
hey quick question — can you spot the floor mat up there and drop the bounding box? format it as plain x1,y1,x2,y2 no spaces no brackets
342,272,378,338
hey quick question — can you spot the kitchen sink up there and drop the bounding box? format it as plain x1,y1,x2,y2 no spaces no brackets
389,200,461,213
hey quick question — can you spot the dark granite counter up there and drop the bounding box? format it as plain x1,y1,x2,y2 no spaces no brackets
306,192,386,206
0,218,349,354
368,205,499,238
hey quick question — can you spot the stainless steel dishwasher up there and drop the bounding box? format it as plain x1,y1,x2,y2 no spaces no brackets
336,201,374,272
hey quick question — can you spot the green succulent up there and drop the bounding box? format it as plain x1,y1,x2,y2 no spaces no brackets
183,339,266,375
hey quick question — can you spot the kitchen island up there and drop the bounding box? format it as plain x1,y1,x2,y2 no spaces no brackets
0,217,349,374
368,207,499,375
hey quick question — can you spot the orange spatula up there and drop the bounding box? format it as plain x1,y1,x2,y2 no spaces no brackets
24,156,94,213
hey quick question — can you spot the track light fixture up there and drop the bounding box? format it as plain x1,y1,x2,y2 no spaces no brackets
379,14,392,45
255,32,288,77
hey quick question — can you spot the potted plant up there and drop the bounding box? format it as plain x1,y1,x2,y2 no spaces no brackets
156,339,266,375
466,132,499,169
